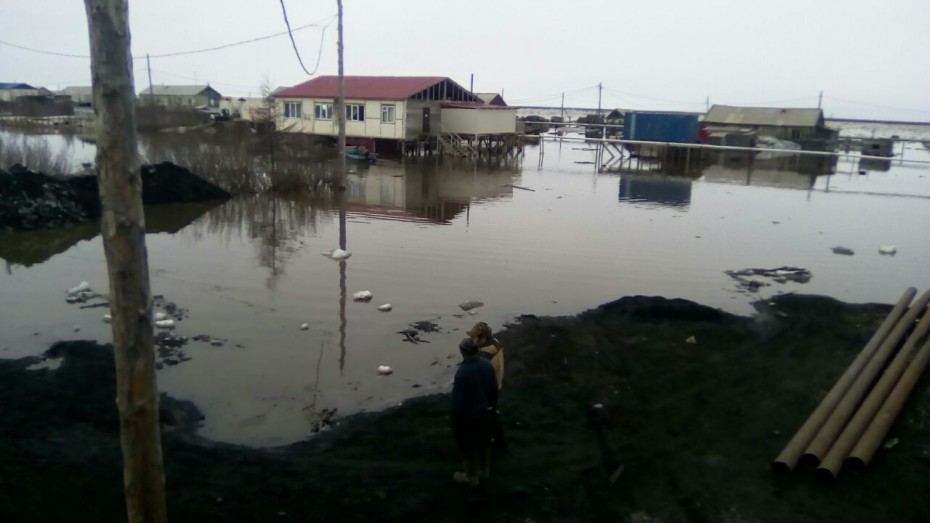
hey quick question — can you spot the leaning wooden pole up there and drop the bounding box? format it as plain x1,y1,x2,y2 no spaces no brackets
771,287,916,473
801,289,930,468
816,302,930,479
846,336,930,471
83,1,167,521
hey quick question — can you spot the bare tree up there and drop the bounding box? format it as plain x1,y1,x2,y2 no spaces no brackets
83,1,167,521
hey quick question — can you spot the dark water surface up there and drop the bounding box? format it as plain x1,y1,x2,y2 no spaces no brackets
2,123,929,445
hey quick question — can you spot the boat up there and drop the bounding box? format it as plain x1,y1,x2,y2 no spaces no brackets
346,145,378,164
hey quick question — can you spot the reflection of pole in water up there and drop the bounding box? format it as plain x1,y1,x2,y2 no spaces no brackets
338,198,347,372
338,259,347,374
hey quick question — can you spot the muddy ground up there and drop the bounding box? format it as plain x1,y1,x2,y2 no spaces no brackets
2,294,929,522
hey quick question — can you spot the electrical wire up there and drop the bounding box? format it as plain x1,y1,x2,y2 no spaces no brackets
0,15,334,60
0,39,89,59
278,0,327,76
824,96,930,114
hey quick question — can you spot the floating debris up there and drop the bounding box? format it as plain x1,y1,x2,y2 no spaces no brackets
377,365,393,376
831,246,855,256
67,281,90,296
459,300,484,312
378,303,393,312
102,314,112,323
685,336,697,344
353,290,373,302
155,319,176,330
725,267,812,292
879,246,897,256
300,323,309,330
325,248,351,260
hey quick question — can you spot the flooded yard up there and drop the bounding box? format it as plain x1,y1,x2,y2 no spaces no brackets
2,123,929,446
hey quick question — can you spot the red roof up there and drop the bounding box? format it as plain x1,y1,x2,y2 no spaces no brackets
275,76,449,100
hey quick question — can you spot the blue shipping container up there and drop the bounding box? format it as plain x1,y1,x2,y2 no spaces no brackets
622,112,699,144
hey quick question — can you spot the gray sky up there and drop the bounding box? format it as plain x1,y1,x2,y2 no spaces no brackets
2,0,928,121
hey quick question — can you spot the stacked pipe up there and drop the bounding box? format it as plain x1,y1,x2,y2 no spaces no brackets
772,287,930,479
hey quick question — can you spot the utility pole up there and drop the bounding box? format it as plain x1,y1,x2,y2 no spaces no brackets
706,96,709,112
560,92,565,123
146,54,153,104
336,0,347,250
83,1,167,522
818,90,823,109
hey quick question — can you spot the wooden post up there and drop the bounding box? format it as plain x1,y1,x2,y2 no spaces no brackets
83,1,167,522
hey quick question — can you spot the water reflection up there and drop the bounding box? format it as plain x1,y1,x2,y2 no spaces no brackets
0,201,221,267
618,175,692,208
699,152,835,190
346,161,515,223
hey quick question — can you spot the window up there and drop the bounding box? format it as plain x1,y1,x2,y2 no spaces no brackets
381,104,395,123
346,104,365,121
314,102,333,120
284,102,302,119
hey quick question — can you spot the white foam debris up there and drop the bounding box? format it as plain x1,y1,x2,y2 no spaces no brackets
300,323,309,330
102,314,112,323
685,336,697,344
154,312,168,321
155,319,176,330
326,248,351,260
377,303,393,312
879,246,897,255
67,281,90,296
377,365,393,375
353,290,373,301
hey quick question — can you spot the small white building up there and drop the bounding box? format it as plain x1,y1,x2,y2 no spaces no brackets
138,85,223,109
0,83,46,102
59,86,95,107
273,76,516,153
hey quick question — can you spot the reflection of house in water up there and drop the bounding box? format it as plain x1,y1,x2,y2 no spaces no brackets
618,175,692,208
858,157,892,173
701,152,837,190
345,163,515,223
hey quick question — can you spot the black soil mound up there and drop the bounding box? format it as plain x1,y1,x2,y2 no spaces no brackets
0,162,230,231
2,295,930,523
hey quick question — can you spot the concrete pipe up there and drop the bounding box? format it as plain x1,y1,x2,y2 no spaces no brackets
800,289,930,468
845,336,930,472
771,287,916,473
815,303,930,480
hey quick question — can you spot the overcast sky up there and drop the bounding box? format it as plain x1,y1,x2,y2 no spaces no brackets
2,0,928,121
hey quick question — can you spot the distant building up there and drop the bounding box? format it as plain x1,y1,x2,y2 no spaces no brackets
59,86,94,107
703,105,837,145
475,92,507,106
0,82,46,101
138,85,223,109
273,76,516,153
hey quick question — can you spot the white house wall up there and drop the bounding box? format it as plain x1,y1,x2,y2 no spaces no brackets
276,98,407,140
441,108,517,135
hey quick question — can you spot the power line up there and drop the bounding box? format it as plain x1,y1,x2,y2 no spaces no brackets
0,15,334,60
824,95,930,114
278,0,327,76
0,39,89,58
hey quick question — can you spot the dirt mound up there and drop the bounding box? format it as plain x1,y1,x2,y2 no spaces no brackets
0,162,230,231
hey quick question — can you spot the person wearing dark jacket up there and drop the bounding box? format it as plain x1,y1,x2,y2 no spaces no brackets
451,337,498,486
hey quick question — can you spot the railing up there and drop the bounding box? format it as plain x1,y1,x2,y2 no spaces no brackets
437,124,479,159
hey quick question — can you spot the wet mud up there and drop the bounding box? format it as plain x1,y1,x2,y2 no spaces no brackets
2,294,930,522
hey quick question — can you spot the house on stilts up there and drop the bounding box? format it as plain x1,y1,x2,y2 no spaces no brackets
273,76,519,159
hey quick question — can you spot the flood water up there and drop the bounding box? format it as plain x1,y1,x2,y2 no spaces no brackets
2,122,929,446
